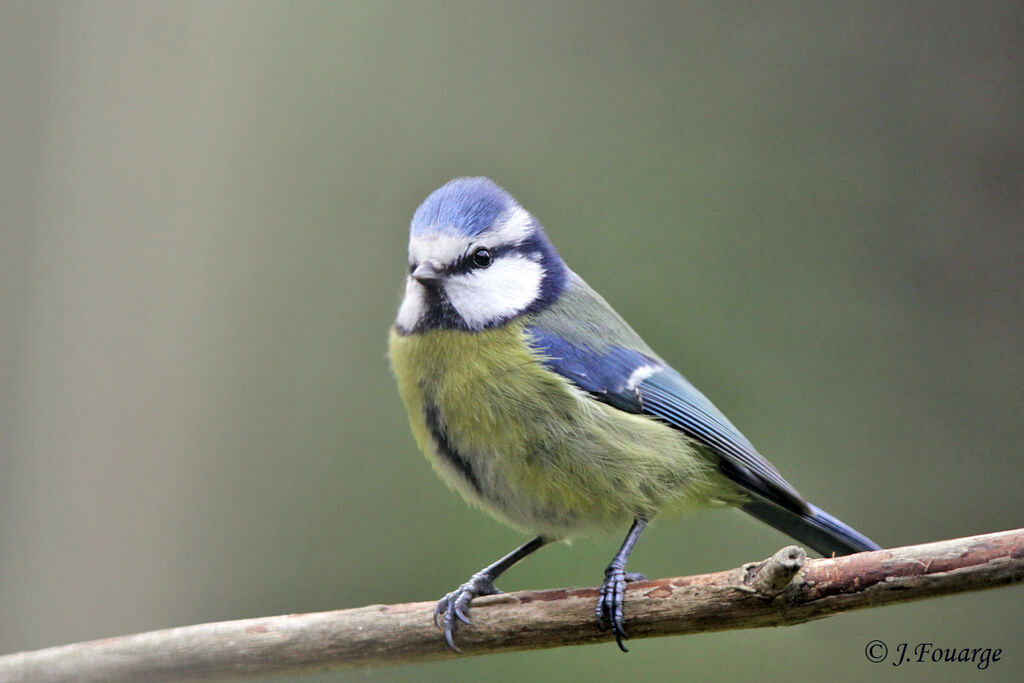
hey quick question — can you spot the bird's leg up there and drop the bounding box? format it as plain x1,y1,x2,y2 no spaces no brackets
596,518,648,652
435,535,549,652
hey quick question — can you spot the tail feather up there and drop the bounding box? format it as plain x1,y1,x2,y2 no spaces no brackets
741,500,881,556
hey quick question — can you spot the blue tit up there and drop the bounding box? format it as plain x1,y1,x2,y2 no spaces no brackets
388,177,880,652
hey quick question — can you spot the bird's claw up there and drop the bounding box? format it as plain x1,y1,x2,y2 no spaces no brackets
434,573,502,652
596,567,644,652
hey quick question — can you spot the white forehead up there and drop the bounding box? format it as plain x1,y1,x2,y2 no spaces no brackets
408,206,534,265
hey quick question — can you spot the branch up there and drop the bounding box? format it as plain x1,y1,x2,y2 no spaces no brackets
2,528,1021,682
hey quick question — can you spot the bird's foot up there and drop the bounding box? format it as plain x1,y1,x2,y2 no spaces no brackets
434,572,503,652
596,568,646,652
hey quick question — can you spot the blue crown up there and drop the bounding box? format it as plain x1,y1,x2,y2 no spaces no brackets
411,177,518,237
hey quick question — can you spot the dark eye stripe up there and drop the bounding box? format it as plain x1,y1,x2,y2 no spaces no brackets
447,243,519,275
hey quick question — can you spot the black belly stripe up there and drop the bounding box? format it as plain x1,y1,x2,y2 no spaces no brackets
423,403,484,495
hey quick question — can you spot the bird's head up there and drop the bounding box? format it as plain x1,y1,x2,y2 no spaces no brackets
395,177,568,333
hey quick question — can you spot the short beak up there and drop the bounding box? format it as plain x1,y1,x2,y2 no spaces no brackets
411,261,444,286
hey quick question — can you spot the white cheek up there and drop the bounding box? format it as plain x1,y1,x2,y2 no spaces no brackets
395,277,425,331
444,256,543,330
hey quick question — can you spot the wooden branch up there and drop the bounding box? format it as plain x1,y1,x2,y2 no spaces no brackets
2,529,1021,682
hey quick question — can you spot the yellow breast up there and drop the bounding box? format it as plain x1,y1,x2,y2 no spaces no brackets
388,323,731,538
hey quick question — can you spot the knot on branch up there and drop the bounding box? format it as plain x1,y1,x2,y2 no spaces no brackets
741,545,806,597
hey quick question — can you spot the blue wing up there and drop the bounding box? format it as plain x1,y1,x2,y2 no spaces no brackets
525,325,809,515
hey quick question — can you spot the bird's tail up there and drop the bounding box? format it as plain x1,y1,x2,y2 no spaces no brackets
741,500,881,556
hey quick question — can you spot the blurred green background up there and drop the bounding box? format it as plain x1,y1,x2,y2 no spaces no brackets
1,1,1021,681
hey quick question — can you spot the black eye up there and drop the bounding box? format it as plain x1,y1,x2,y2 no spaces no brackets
471,248,493,268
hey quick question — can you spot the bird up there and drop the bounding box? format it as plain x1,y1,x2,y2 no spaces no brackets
387,176,880,652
